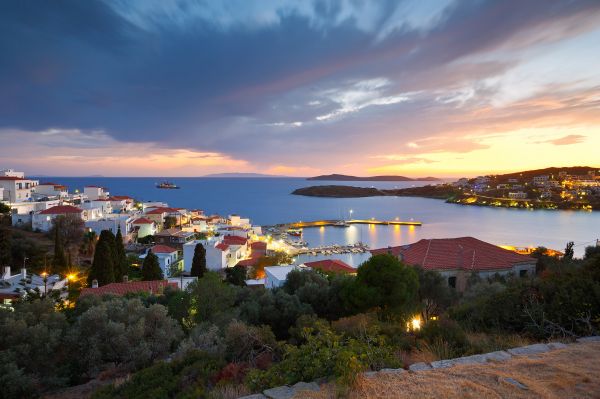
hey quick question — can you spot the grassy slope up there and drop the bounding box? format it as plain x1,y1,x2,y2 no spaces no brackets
302,342,600,399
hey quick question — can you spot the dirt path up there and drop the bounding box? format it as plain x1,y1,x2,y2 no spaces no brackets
302,342,600,399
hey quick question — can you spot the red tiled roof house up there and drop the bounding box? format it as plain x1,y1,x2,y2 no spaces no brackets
370,237,537,291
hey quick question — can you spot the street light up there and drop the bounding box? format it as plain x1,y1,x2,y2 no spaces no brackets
41,271,48,296
349,209,353,220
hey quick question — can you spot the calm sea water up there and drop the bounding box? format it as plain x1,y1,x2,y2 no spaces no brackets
35,177,600,263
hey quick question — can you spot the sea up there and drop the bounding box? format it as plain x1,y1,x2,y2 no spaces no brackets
34,177,600,265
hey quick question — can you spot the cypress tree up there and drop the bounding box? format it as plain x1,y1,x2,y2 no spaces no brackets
141,251,163,281
0,227,12,266
53,223,68,273
88,230,117,286
191,243,207,278
114,227,128,281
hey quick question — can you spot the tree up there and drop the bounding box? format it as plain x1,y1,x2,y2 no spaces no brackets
188,272,237,327
415,266,455,320
141,251,163,281
564,241,575,261
250,251,292,279
164,216,178,229
114,227,128,281
88,230,118,286
53,223,68,273
191,243,207,278
0,227,12,266
225,265,247,286
348,254,419,320
50,214,84,250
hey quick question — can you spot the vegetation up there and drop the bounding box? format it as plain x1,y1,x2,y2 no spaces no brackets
2,242,599,399
88,230,116,286
191,242,207,278
141,251,163,281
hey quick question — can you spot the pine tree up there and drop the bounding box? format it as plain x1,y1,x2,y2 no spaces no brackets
191,242,207,278
114,227,128,281
0,227,12,266
88,230,117,286
53,223,68,273
141,251,163,281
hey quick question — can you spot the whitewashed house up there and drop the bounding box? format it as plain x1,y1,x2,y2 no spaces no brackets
83,199,113,214
264,265,304,289
32,205,86,232
85,214,134,239
0,176,39,202
83,185,109,200
183,238,230,272
0,267,67,306
33,182,69,198
147,245,182,277
132,217,158,238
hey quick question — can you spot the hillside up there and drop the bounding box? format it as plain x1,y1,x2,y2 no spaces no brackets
490,166,598,181
303,341,600,399
307,174,440,181
292,184,457,199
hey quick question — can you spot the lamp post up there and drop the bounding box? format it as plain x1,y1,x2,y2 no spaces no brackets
349,209,353,221
41,271,48,297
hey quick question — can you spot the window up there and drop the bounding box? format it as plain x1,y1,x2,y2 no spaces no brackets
448,276,457,288
519,269,528,278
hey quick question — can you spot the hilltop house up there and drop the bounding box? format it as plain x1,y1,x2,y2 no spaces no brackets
147,245,182,277
33,182,69,198
264,265,304,289
83,185,109,200
132,217,158,238
32,205,86,231
0,175,39,202
0,267,67,306
183,238,232,272
155,228,195,249
371,237,536,291
302,259,356,275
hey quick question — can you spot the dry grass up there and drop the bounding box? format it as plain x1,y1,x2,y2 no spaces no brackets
300,342,600,399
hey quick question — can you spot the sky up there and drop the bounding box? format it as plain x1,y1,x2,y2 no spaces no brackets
1,0,600,178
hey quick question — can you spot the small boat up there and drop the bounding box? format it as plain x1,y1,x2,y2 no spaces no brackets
156,181,180,189
287,228,303,236
333,220,350,227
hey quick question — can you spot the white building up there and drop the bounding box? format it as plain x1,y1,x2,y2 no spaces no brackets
109,196,135,213
82,199,113,214
147,245,182,277
533,175,549,186
0,267,67,306
0,176,39,202
85,214,134,239
83,186,109,200
132,217,158,238
1,169,25,178
508,191,528,200
183,238,230,272
33,182,69,198
32,205,86,232
264,265,304,289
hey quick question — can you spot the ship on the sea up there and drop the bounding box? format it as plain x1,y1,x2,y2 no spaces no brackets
156,181,180,189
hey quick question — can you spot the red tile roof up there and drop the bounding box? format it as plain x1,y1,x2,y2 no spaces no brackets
80,280,177,297
151,245,178,254
370,237,536,271
223,235,248,245
251,241,267,250
39,205,83,215
0,176,26,180
145,207,178,215
132,217,154,225
236,255,261,267
216,243,229,251
304,259,356,274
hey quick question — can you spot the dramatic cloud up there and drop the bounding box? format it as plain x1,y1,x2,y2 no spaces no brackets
1,0,599,176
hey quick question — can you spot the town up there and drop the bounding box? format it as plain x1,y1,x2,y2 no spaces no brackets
1,167,600,398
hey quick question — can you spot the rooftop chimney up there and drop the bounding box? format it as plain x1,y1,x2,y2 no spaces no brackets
2,266,11,280
123,275,128,283
92,279,98,288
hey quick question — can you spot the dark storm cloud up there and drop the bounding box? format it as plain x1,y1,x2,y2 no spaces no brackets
1,0,599,162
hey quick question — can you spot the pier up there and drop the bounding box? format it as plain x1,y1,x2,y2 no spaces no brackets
287,219,422,228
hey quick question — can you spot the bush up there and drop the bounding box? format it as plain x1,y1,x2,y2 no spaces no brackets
418,319,469,357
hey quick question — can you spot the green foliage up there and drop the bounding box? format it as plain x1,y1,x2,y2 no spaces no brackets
415,266,455,320
0,202,11,214
0,226,12,266
225,265,247,286
142,251,164,281
88,230,117,286
418,319,469,357
53,223,68,273
189,272,238,327
564,241,575,261
164,215,178,229
92,350,224,399
67,297,183,375
137,235,154,245
348,254,419,320
191,243,207,278
246,323,400,391
114,227,128,280
224,320,277,365
238,288,313,339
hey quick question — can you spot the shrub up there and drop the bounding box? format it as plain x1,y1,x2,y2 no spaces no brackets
418,319,469,357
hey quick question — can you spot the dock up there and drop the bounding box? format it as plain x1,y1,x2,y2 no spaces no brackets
287,219,422,228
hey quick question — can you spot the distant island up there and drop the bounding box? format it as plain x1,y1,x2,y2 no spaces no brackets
307,174,440,181
203,172,287,178
293,166,600,211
